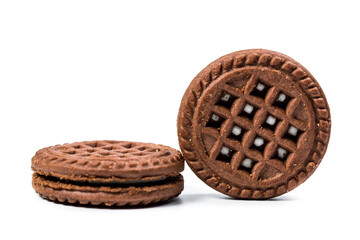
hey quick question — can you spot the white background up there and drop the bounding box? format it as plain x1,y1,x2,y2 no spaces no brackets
0,1,359,239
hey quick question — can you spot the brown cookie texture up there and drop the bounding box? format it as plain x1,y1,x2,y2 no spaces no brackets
32,174,183,206
32,140,184,206
177,49,331,199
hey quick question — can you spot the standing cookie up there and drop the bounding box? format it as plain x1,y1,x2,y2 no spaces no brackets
177,49,331,199
32,140,184,206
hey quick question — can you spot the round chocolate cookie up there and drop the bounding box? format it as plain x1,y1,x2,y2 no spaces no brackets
177,49,331,199
32,140,184,206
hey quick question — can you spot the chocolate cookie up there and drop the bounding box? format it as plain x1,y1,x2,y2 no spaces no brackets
177,49,331,199
32,140,184,206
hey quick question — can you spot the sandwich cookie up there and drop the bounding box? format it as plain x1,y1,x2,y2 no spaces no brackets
32,140,184,206
177,49,331,199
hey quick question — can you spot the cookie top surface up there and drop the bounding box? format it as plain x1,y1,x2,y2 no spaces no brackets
177,49,331,199
32,140,184,180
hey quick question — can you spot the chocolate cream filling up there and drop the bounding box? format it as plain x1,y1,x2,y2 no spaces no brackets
34,173,182,188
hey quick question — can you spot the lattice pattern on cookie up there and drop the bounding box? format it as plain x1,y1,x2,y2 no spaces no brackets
61,141,171,160
204,73,308,178
33,141,182,172
178,50,331,199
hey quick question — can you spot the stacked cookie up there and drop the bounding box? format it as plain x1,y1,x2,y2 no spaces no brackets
32,49,331,206
32,141,184,206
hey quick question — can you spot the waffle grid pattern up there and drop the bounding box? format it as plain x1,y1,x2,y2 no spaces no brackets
203,74,307,179
178,50,331,199
32,141,182,171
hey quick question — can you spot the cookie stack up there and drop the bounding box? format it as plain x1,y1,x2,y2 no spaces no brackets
32,141,184,206
32,49,331,206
